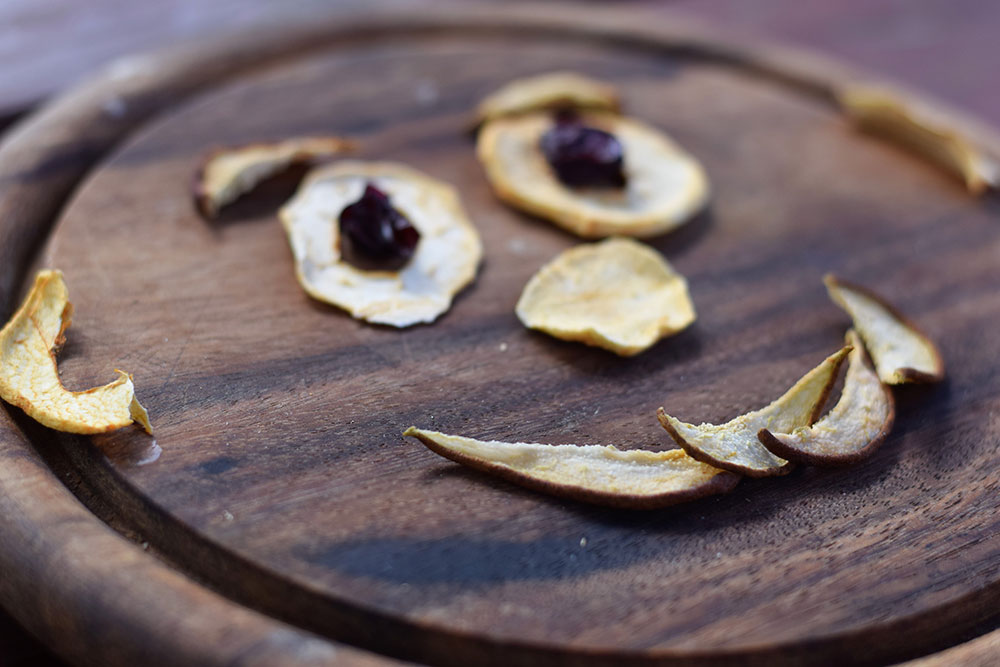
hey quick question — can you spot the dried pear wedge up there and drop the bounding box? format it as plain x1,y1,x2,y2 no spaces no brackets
280,161,482,327
194,136,354,218
404,427,739,509
516,237,695,356
475,71,621,126
477,111,709,238
657,346,850,477
758,330,895,466
824,274,944,384
839,86,998,195
0,270,152,434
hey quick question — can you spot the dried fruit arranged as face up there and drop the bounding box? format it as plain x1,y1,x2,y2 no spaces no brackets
338,183,421,271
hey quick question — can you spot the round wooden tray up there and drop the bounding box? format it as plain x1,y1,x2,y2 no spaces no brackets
2,5,999,666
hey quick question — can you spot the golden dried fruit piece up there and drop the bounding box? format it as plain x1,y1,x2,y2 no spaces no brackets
839,86,998,195
516,237,695,356
824,274,944,384
404,427,739,509
657,346,850,477
474,71,621,126
477,111,709,238
193,136,354,218
758,330,895,466
0,270,152,434
280,161,482,327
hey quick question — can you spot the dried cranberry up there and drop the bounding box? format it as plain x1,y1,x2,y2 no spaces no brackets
539,112,626,188
338,183,420,271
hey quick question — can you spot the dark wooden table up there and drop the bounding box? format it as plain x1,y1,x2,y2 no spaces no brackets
2,1,998,665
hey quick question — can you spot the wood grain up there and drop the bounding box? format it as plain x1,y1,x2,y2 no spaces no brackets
1,5,999,666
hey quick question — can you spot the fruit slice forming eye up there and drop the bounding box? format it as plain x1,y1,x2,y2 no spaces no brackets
757,330,895,466
0,270,152,434
823,274,944,384
656,346,850,477
474,71,621,126
404,427,739,509
193,136,353,218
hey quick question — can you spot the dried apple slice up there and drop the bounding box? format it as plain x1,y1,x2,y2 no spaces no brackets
824,274,944,384
477,110,709,238
657,346,850,477
758,330,895,466
516,237,695,356
0,270,152,434
839,86,998,195
193,136,353,218
404,427,739,509
474,71,620,126
280,161,482,327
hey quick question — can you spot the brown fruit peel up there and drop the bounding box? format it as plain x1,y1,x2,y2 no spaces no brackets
516,237,696,356
404,427,739,509
0,270,152,435
657,346,850,477
758,330,895,466
474,71,621,126
193,136,354,218
838,86,998,195
824,274,944,384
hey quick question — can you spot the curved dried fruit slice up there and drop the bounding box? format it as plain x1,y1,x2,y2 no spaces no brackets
477,111,709,238
824,274,944,384
657,346,850,477
0,270,152,434
516,237,695,356
193,136,353,218
280,161,482,327
404,427,739,509
474,72,620,126
758,330,895,466
839,86,998,195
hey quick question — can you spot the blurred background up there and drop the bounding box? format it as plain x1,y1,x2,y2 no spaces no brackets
2,0,997,664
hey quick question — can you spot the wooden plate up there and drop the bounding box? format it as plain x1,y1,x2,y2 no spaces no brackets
2,6,999,666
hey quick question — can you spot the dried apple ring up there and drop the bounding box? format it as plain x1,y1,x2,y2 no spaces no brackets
474,71,621,126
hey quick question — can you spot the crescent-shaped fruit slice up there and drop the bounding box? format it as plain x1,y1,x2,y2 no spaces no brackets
477,111,709,238
474,71,620,126
757,330,895,466
0,270,152,434
839,86,998,195
657,346,850,477
193,136,353,218
280,161,482,327
404,427,739,509
824,274,944,384
516,237,695,356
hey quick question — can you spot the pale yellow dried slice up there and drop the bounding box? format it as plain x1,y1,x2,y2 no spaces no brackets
280,161,482,327
657,346,850,477
477,111,709,238
758,330,895,466
516,237,695,356
194,136,354,217
839,86,998,195
0,270,152,434
404,427,739,509
824,274,944,384
475,71,620,125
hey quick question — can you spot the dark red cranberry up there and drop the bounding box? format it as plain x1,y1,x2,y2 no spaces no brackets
338,183,420,271
539,112,626,188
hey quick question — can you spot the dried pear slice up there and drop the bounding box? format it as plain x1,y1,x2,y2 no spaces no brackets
839,86,998,195
657,346,850,477
0,270,152,434
474,71,620,126
516,237,695,356
280,161,482,327
404,427,739,509
824,274,944,384
758,330,895,466
193,136,354,218
477,111,709,238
